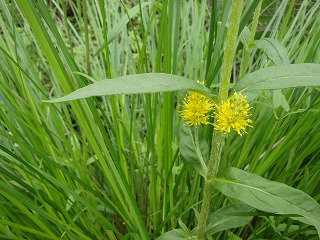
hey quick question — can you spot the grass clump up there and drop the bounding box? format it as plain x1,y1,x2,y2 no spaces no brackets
0,0,319,239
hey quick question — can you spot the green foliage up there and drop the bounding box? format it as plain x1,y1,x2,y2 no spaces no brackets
45,73,214,103
0,0,319,239
206,203,254,236
156,229,191,240
213,167,320,235
235,63,320,92
94,2,154,57
179,125,209,177
254,38,291,66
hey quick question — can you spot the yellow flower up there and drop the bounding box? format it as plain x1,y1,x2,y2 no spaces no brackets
180,92,214,126
214,92,252,136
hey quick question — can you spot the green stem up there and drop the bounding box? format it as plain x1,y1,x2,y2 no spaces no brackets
240,1,263,79
195,127,208,175
83,0,90,75
219,0,245,101
195,132,225,239
195,1,244,239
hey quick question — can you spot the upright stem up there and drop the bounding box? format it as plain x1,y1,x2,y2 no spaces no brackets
195,1,244,239
83,0,90,75
218,0,245,101
195,132,225,239
240,1,263,79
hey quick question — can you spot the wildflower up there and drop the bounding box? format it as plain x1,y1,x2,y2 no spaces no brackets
214,92,252,136
180,92,214,126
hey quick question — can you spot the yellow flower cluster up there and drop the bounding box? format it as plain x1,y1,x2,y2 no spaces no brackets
213,92,252,136
179,92,214,126
180,92,252,136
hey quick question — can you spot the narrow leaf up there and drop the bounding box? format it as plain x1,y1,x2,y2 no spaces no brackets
213,167,320,236
179,124,209,176
93,2,154,57
234,63,320,92
206,202,255,235
45,73,213,103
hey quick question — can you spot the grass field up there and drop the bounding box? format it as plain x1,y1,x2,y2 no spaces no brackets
0,0,320,239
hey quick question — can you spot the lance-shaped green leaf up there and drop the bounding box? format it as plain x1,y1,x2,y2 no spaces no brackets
213,167,320,236
227,232,243,240
254,38,290,66
179,125,209,177
234,63,320,92
156,229,190,240
44,73,214,103
206,202,255,236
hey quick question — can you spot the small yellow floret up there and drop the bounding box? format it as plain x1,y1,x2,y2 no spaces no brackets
214,92,252,136
180,92,214,126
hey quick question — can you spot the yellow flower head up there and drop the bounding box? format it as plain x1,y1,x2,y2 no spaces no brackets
180,92,214,126
214,92,252,136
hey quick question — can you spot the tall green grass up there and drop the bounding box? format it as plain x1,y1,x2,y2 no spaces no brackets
0,0,319,239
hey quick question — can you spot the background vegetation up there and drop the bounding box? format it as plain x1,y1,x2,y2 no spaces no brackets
0,0,319,239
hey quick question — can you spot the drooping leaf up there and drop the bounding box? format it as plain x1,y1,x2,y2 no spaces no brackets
213,167,320,236
254,38,292,112
227,232,243,240
239,26,250,48
156,229,190,240
206,202,255,236
44,73,213,103
234,63,320,92
254,38,290,66
179,124,209,177
273,90,289,112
